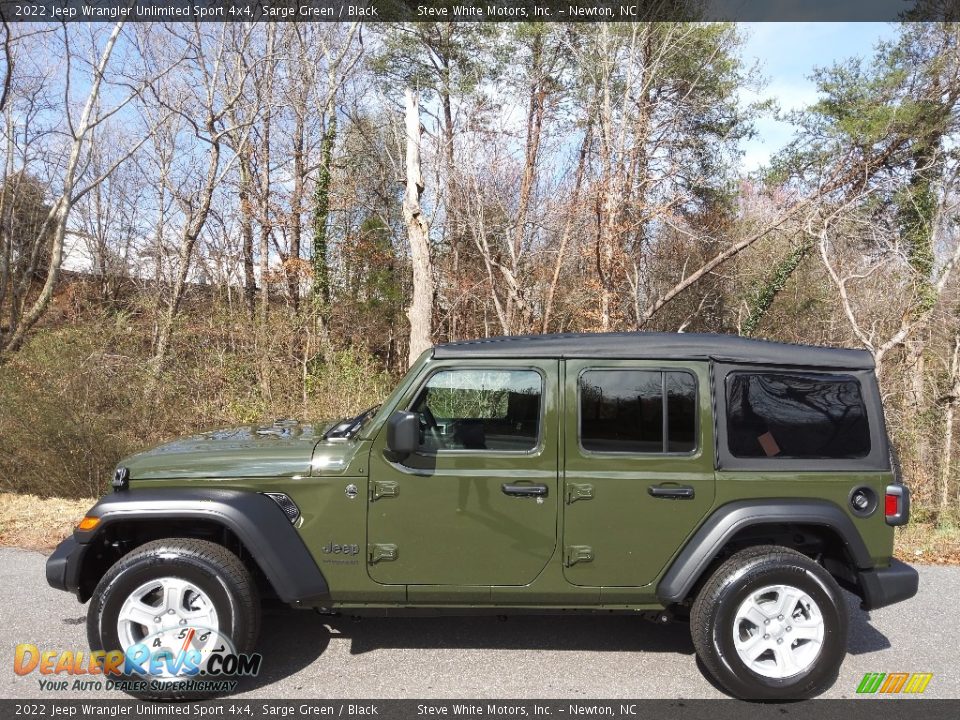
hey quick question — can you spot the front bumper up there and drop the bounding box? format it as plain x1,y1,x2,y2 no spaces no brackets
858,558,919,610
46,534,86,600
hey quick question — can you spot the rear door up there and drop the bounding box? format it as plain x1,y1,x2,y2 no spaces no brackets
562,359,715,587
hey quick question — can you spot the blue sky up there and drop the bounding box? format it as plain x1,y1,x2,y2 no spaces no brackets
739,22,899,171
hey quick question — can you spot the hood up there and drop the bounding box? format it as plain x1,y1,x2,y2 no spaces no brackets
121,420,355,480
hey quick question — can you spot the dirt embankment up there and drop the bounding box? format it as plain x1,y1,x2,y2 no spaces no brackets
0,493,94,550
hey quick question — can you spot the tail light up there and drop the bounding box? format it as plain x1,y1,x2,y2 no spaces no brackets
884,484,910,526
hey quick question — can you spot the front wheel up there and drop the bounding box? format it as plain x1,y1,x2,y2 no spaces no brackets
87,538,261,699
690,545,848,700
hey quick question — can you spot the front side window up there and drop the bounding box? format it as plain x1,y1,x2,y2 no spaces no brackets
726,372,870,459
410,369,542,452
579,370,697,454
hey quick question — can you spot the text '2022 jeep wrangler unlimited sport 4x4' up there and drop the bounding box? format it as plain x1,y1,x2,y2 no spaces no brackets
46,332,918,700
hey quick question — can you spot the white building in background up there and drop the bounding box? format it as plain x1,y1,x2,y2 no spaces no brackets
61,230,94,273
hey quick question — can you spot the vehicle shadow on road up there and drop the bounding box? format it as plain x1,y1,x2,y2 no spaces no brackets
844,594,891,655
236,605,334,693
266,611,696,657
228,591,890,694
229,604,700,694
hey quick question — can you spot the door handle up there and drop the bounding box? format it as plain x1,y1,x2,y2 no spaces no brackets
648,485,695,500
501,483,549,498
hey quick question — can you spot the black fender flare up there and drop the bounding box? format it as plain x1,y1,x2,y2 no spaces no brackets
66,488,329,605
656,499,873,604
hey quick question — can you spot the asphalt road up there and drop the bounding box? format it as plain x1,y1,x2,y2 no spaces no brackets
2,547,957,699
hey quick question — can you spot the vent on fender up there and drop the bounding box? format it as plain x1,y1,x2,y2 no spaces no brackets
263,492,300,523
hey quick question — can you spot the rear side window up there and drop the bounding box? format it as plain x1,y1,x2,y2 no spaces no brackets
580,370,697,454
726,372,870,459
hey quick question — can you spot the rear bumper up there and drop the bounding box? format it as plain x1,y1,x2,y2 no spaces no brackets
858,558,919,610
46,534,85,599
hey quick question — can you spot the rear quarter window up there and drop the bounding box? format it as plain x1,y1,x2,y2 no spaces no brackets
725,372,870,459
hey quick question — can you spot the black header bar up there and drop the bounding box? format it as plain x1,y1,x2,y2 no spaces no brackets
1,700,960,719
0,0,953,23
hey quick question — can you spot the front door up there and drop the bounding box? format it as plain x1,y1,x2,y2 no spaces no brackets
562,360,715,587
367,359,559,587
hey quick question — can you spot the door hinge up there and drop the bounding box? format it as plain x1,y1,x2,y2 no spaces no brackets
368,543,398,564
565,545,594,567
566,483,594,504
371,480,399,501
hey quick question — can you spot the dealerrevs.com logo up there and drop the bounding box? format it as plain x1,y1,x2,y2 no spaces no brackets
857,672,933,695
14,626,262,694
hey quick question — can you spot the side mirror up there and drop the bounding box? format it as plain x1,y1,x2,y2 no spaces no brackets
386,411,420,461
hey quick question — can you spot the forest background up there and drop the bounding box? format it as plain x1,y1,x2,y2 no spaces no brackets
1,19,958,557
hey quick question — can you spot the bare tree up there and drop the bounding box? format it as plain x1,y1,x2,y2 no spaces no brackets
147,22,259,377
1,22,152,353
818,198,960,375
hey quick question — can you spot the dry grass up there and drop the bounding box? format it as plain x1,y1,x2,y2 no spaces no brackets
895,522,960,565
0,315,394,500
0,492,95,550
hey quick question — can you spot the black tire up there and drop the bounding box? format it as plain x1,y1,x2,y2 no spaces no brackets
87,538,260,700
690,545,848,700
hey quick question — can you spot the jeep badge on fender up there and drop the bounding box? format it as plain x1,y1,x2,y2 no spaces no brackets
322,542,360,555
45,332,918,700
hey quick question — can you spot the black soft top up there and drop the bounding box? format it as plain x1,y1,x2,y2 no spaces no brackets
433,332,874,370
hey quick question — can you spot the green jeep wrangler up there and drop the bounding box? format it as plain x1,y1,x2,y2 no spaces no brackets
46,332,917,700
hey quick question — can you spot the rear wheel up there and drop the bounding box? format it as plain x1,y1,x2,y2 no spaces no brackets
87,538,260,699
690,545,848,700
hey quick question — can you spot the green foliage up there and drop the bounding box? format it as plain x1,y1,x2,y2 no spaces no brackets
346,216,404,311
311,115,337,309
772,25,958,194
741,239,815,337
767,22,959,352
897,143,939,314
369,22,502,102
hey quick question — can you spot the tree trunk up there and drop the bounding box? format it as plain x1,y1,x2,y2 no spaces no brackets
942,337,960,513
238,152,256,316
256,25,276,401
311,115,335,309
438,40,463,339
505,27,546,335
596,29,619,333
289,106,305,311
0,113,13,328
942,399,956,513
310,113,336,365
258,25,275,331
403,88,433,367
